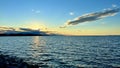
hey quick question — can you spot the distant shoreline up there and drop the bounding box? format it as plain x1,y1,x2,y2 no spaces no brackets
0,34,120,36
0,34,49,36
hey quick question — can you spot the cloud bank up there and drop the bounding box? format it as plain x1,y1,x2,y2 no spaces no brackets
66,7,120,26
0,27,61,36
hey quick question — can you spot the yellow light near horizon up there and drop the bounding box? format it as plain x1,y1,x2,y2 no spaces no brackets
23,21,47,30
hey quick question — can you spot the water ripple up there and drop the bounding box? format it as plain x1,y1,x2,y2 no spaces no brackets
0,36,120,67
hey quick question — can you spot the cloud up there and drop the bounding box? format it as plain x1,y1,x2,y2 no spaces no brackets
0,26,15,31
69,12,74,16
0,26,61,36
66,7,120,26
35,10,40,13
32,9,35,12
32,9,40,14
112,4,117,7
59,26,67,28
19,28,34,31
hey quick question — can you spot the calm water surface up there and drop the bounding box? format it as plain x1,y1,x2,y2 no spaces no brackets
0,36,120,67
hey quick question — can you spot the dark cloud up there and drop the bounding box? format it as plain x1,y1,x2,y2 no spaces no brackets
66,8,120,25
0,27,47,35
19,28,35,31
0,27,60,36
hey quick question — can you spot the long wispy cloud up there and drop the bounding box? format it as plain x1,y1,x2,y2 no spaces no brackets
19,28,35,31
60,7,120,28
0,26,15,31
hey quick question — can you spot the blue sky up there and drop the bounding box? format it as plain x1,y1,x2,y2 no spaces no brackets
0,0,120,35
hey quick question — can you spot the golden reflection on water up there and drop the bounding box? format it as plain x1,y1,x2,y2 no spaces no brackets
33,36,40,47
31,36,45,58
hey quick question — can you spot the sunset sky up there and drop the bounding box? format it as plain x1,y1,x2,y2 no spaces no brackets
0,0,120,35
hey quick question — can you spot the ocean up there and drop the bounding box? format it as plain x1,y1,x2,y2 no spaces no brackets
0,36,120,67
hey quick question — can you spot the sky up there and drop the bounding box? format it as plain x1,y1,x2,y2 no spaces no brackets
0,0,120,35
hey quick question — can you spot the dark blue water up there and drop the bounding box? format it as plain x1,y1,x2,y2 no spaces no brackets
0,36,120,67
